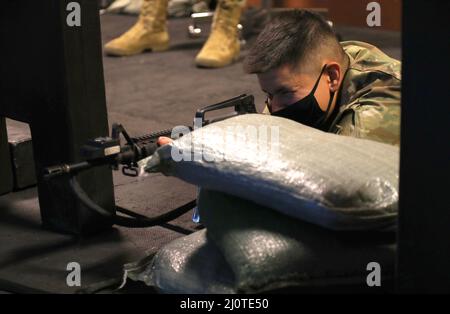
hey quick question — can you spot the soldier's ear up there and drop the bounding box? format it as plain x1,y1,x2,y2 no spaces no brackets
325,62,341,92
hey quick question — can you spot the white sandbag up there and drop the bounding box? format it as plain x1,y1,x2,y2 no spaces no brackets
140,114,399,230
125,229,236,294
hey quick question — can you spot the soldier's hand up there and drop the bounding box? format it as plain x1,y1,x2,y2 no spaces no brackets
157,136,173,146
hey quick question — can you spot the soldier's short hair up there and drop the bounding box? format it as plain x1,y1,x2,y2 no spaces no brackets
243,9,346,74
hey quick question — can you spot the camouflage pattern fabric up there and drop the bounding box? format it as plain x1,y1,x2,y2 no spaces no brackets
330,41,401,146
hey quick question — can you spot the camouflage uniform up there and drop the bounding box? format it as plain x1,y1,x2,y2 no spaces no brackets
330,41,401,146
263,41,401,146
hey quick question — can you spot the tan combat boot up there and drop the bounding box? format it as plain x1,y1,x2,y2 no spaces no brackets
104,0,169,56
195,0,245,68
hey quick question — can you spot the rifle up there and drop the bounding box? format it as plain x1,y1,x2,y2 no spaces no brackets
43,94,257,228
44,94,256,180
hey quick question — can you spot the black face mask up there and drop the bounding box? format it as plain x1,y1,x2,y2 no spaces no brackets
270,65,335,130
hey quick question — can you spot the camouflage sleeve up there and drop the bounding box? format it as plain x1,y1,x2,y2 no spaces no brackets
335,88,401,146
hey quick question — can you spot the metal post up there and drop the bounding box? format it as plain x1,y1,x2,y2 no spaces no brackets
0,0,115,235
0,118,13,196
397,0,450,292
